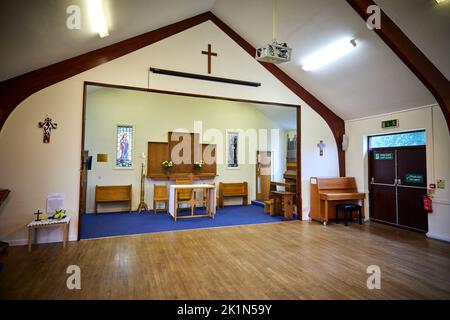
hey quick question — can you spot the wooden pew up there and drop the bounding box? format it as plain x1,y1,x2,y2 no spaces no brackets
95,185,132,214
310,177,365,225
218,182,248,208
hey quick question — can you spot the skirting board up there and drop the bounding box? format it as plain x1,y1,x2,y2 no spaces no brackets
4,235,78,247
426,232,450,243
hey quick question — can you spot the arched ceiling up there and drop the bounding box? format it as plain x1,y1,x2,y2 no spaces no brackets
0,0,216,81
0,0,448,121
376,0,450,81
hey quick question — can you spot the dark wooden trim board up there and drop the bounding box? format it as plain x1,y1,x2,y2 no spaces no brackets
296,107,302,219
84,81,299,107
78,81,302,237
207,13,346,176
78,84,88,241
346,0,450,133
0,12,212,130
0,10,345,175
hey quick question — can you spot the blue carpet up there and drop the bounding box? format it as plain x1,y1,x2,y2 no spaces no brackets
251,200,264,207
80,204,288,239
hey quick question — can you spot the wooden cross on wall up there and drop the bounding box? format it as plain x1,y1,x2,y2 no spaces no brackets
201,44,217,74
38,117,57,143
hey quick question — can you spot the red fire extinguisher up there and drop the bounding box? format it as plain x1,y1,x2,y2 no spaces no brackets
423,195,433,213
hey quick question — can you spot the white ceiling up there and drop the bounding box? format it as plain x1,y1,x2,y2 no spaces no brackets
212,0,446,120
0,0,216,81
253,104,296,130
1,0,448,121
377,0,450,81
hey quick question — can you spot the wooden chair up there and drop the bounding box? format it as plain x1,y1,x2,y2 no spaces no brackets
264,199,274,215
153,184,169,214
175,179,193,201
175,179,194,215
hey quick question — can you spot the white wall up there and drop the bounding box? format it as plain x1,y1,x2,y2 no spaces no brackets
85,87,288,212
300,105,340,219
345,105,450,242
0,21,338,245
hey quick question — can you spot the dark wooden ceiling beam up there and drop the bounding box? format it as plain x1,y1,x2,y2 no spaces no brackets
0,12,212,130
208,12,346,176
346,0,450,133
0,10,346,176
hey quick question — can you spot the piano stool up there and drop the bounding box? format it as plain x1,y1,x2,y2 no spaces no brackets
335,204,362,226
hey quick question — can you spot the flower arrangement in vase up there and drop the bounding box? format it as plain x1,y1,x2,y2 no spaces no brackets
194,160,205,173
161,160,174,174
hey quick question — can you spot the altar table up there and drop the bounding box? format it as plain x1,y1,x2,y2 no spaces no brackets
169,184,216,221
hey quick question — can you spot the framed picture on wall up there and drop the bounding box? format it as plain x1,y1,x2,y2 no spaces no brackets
115,124,134,168
226,130,239,168
287,132,297,162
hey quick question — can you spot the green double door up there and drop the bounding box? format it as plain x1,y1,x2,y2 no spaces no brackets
369,146,428,232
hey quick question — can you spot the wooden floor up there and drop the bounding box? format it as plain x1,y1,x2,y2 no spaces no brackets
1,221,449,299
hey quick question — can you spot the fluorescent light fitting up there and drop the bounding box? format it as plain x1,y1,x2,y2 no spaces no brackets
88,0,109,38
435,0,448,4
301,38,357,71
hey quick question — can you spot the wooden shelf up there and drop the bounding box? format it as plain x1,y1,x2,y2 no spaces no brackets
148,173,217,181
147,134,217,180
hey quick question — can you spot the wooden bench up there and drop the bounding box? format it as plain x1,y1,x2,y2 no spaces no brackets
218,182,248,208
95,185,132,213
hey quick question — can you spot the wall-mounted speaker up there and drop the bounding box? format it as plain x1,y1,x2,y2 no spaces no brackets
86,156,93,170
342,134,349,151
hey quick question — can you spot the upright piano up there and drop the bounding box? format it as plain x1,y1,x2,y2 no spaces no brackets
310,177,366,225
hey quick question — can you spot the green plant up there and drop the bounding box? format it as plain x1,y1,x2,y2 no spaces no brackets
161,160,174,169
194,160,205,170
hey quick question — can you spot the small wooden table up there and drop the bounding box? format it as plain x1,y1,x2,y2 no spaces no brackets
271,191,296,220
27,217,70,252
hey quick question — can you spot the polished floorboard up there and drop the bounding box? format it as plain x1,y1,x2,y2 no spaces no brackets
0,221,449,299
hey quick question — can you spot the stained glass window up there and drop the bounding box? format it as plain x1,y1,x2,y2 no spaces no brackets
369,130,426,149
227,131,239,168
287,132,297,162
116,125,133,167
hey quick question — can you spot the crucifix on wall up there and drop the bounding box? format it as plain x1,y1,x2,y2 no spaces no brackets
38,117,57,143
317,140,326,156
201,44,217,74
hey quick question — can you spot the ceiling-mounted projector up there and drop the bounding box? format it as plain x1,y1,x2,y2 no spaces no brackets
256,0,292,64
256,41,292,64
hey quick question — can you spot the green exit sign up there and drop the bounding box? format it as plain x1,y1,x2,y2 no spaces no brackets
405,173,424,184
375,153,394,160
382,119,399,129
